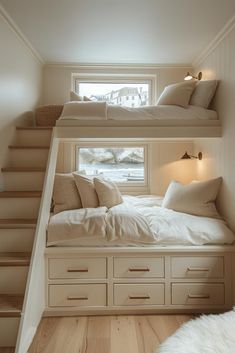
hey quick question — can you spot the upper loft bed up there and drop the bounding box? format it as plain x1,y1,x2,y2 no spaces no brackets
37,80,222,139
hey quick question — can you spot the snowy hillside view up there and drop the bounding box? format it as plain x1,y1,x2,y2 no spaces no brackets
78,147,145,182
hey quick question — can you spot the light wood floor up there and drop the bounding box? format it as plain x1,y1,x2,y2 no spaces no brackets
28,315,193,353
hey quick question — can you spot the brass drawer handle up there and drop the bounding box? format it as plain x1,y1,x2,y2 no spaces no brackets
129,268,150,272
67,268,88,273
129,295,150,300
67,296,88,301
188,294,210,299
187,267,210,272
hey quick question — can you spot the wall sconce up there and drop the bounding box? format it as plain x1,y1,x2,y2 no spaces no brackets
181,151,202,160
184,72,202,81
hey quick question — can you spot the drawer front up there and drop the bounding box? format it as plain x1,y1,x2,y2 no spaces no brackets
171,256,224,279
114,284,165,306
114,257,164,278
171,283,224,306
49,258,107,279
49,284,107,307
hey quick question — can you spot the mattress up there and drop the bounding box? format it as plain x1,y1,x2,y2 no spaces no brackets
47,195,234,247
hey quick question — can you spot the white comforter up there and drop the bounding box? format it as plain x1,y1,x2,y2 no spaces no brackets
59,102,217,121
47,195,234,246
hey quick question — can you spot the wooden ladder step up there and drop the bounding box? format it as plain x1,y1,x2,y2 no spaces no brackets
9,146,49,150
0,348,16,353
16,126,53,130
1,167,46,172
0,252,31,267
0,219,37,229
0,191,42,198
0,294,23,317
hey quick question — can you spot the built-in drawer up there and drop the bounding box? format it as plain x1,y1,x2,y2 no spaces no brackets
48,258,107,279
114,283,165,306
113,257,164,278
49,284,107,307
171,256,224,279
171,283,224,306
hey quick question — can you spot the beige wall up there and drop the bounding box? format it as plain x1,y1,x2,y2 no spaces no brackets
194,25,235,230
0,13,42,189
42,65,191,105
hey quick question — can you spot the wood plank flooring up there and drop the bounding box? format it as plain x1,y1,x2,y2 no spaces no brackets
28,315,193,353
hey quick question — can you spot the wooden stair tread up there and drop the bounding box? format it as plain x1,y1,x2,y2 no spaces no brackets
0,348,15,353
9,145,49,149
0,294,23,317
1,167,46,172
16,126,52,130
0,191,42,198
0,252,31,266
0,219,37,229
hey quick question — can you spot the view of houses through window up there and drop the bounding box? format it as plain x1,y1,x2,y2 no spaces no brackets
77,147,145,183
76,82,150,107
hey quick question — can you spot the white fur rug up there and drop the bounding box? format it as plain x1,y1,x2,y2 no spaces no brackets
157,310,235,353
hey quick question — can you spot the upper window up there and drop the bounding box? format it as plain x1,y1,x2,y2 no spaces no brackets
73,75,154,107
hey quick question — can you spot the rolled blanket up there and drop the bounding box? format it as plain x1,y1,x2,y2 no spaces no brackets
60,101,107,120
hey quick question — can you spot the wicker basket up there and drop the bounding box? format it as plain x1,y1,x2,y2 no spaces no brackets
35,105,64,126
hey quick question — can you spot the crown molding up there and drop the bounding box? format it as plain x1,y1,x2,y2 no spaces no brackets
0,4,44,65
193,15,235,68
44,62,192,70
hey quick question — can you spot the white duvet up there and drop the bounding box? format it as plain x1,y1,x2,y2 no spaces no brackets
47,195,234,246
59,102,217,121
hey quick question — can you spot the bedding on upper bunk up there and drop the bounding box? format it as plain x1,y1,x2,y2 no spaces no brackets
47,195,234,247
59,102,217,121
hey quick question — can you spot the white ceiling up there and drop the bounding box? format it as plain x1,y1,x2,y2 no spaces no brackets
1,0,235,64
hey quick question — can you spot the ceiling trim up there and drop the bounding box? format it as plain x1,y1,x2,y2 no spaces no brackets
0,3,44,64
193,15,235,68
44,62,192,70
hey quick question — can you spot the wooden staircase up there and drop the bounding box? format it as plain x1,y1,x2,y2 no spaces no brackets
0,126,52,352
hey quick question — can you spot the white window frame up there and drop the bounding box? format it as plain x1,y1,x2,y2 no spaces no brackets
72,73,157,105
75,142,149,192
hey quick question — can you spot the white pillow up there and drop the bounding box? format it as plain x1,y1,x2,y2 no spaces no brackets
83,96,92,101
190,80,218,108
70,91,83,101
94,178,123,208
156,81,196,108
162,177,222,218
73,172,99,208
53,173,82,214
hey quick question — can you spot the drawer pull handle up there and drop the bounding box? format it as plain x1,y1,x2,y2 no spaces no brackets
67,268,88,273
129,268,150,272
188,294,210,299
129,295,150,300
187,267,210,272
67,296,88,301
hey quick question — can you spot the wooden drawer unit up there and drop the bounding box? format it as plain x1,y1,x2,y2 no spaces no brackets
114,283,165,306
48,258,107,279
49,284,107,307
171,256,224,279
171,283,224,306
113,257,164,278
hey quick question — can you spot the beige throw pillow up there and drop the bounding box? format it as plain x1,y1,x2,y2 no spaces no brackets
53,173,82,214
94,178,123,208
162,177,222,218
73,172,99,208
189,80,218,108
70,91,83,101
156,81,196,108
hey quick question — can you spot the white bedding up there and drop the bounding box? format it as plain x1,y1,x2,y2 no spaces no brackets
60,102,217,121
47,195,234,247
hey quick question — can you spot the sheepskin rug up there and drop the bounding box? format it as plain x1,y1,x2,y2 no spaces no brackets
157,310,235,353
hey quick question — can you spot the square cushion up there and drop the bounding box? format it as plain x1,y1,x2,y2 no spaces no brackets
70,91,83,101
189,80,218,108
73,172,99,208
162,177,222,218
156,81,196,108
94,178,123,208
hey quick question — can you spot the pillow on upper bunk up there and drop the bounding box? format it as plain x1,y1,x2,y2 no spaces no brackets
83,96,92,101
94,178,123,208
156,81,196,108
162,177,222,218
73,172,99,208
70,91,83,101
189,80,218,108
52,173,82,214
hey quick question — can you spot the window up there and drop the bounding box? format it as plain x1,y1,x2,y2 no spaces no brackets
73,74,156,107
77,146,146,184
